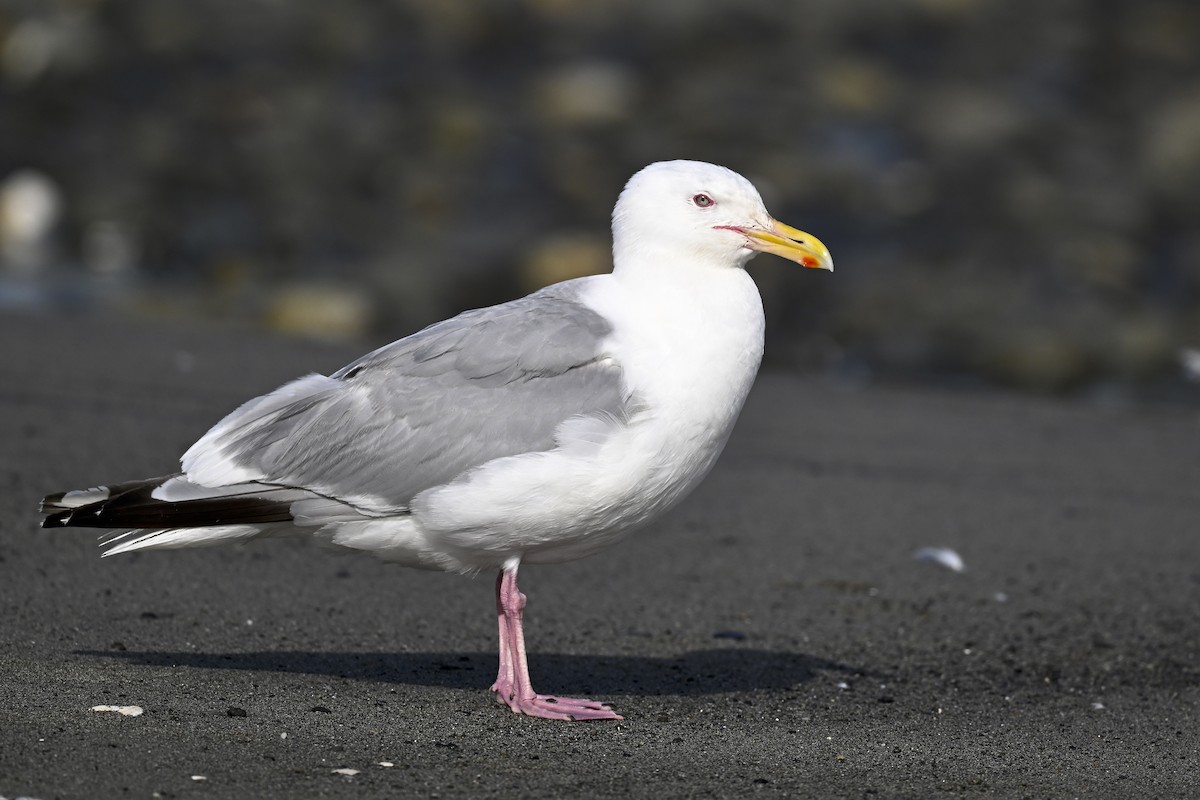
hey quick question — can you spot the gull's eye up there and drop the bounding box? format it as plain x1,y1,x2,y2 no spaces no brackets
692,193,714,208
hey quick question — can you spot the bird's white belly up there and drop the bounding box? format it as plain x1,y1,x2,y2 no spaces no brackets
411,394,742,571
407,268,765,573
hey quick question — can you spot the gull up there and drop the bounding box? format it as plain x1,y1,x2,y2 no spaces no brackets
40,160,832,721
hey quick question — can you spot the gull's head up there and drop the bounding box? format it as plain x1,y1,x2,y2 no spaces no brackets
612,160,833,273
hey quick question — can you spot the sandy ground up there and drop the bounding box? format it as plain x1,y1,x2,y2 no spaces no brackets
1,312,1197,799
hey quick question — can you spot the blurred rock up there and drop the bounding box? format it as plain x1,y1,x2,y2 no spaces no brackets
3,17,57,84
1125,4,1200,64
535,61,637,128
2,11,101,85
431,102,489,158
519,234,609,293
980,331,1091,393
916,86,1027,152
0,1,1193,393
1180,348,1200,382
915,0,977,16
818,59,897,117
1141,85,1200,199
878,160,937,218
1056,234,1144,294
0,170,62,274
1103,317,1175,381
1002,170,1068,230
266,283,373,341
83,221,140,276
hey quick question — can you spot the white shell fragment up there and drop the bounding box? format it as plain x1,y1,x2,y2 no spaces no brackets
191,775,207,782
332,768,360,776
90,704,144,716
913,547,965,573
378,762,395,768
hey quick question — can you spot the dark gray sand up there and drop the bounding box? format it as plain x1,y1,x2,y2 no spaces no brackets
1,313,1197,799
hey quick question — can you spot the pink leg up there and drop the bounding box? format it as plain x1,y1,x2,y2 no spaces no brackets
488,565,622,721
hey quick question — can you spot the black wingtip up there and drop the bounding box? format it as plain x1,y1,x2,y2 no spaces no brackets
40,509,73,528
38,474,295,530
39,492,68,514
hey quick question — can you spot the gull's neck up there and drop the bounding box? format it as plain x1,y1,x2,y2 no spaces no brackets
611,236,752,282
600,241,766,384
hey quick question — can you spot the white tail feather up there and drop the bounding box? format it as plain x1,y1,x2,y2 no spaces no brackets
102,524,272,556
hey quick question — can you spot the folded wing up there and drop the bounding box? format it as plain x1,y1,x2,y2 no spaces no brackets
180,281,629,515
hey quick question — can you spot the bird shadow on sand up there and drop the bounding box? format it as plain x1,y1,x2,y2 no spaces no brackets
76,647,856,697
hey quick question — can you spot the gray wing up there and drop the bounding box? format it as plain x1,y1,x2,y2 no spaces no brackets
181,281,629,511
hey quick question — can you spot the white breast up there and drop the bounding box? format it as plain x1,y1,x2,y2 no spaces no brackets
411,267,765,572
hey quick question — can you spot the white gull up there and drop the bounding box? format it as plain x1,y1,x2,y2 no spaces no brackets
40,160,833,721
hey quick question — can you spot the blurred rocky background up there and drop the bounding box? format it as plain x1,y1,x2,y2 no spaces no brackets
2,0,1199,396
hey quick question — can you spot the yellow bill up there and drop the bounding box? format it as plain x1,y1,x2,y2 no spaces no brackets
742,219,834,271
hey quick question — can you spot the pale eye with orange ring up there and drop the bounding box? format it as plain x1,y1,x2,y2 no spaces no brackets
692,193,714,208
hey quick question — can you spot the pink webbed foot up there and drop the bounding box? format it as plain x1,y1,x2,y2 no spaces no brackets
489,566,623,721
491,679,623,721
